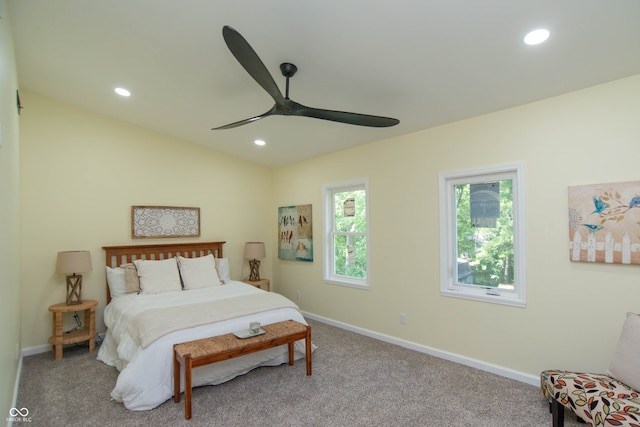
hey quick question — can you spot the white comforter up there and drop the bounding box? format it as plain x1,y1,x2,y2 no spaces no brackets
97,281,310,410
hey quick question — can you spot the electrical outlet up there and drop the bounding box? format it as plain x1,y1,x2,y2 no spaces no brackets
400,313,407,325
295,290,300,300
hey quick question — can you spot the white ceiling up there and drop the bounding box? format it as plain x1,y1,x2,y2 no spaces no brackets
8,1,640,167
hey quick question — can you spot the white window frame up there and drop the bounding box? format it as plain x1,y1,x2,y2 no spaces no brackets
323,178,370,289
438,162,526,307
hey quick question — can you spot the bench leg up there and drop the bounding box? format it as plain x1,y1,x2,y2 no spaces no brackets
185,354,193,420
306,326,312,376
551,399,564,427
288,342,295,366
173,347,181,403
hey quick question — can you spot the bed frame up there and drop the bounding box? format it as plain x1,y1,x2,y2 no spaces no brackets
102,241,225,303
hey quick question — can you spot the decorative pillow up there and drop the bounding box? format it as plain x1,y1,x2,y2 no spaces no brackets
215,257,231,284
105,266,127,299
133,258,182,294
607,312,640,390
177,254,222,289
120,263,140,293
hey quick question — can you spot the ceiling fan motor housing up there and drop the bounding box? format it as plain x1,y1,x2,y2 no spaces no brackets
280,62,297,78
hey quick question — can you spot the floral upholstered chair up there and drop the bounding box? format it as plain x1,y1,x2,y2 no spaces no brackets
540,313,640,427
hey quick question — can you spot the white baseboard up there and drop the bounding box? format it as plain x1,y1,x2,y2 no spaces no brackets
21,344,50,357
18,314,538,397
302,311,539,387
21,332,105,358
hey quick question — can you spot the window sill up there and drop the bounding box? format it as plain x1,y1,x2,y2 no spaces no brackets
441,288,526,308
324,278,370,290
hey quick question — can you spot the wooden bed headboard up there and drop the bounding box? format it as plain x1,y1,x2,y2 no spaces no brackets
102,241,225,303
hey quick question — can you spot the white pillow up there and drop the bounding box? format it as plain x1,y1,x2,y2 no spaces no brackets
105,266,127,299
215,257,231,284
178,254,222,289
607,312,640,390
134,258,182,294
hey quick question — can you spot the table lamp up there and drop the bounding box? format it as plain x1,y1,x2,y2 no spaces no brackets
56,250,92,305
244,242,265,281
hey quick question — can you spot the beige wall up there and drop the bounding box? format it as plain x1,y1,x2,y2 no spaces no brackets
14,41,640,389
19,91,273,349
273,74,640,378
0,0,21,416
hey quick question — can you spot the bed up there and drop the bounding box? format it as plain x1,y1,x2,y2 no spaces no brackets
97,241,312,411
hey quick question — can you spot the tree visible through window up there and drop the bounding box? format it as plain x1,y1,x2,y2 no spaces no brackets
455,179,514,288
323,179,369,288
439,163,526,307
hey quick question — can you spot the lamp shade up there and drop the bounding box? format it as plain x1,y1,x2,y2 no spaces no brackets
244,242,265,260
56,251,92,274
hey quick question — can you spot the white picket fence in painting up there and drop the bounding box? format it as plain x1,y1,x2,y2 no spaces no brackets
570,231,640,263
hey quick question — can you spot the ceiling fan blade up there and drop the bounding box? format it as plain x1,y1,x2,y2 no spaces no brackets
215,29,399,130
291,102,399,128
211,106,276,130
222,26,284,102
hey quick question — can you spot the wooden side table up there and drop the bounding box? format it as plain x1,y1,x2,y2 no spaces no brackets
242,278,270,291
48,299,97,360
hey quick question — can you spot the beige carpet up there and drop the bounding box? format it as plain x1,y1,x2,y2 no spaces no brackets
16,319,583,426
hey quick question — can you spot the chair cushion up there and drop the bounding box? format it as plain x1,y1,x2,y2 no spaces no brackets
541,369,640,426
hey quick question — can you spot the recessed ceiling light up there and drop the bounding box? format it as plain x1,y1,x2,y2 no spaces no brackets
524,29,550,45
254,139,266,146
114,87,131,97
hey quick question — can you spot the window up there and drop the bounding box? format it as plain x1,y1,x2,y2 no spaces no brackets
439,162,526,307
323,179,369,288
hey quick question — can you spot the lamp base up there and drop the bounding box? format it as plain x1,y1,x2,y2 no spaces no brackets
66,274,83,305
248,259,261,281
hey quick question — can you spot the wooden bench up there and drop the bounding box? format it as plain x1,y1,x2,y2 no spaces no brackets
173,319,312,419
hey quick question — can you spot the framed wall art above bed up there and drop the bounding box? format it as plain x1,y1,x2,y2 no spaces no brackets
131,206,200,239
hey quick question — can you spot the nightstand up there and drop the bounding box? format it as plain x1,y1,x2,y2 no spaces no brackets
48,299,97,360
242,278,270,291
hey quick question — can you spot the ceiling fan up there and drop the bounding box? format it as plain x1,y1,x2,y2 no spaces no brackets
212,26,400,130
